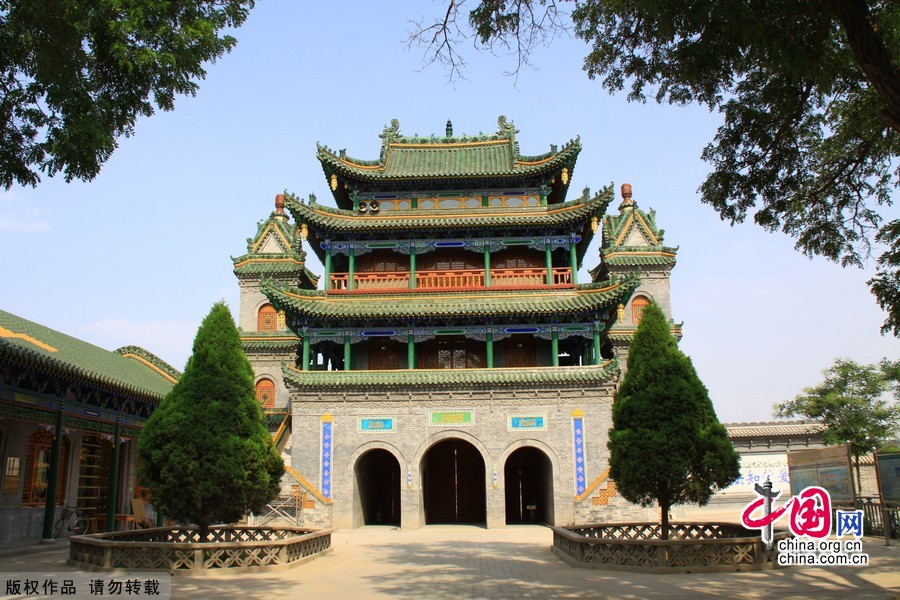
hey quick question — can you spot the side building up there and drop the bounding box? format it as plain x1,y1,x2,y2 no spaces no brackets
0,310,177,543
234,117,681,529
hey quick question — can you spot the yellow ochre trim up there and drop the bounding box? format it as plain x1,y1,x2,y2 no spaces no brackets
390,139,508,149
309,201,584,222
575,468,611,503
517,155,558,167
0,326,57,353
251,222,292,253
234,257,306,269
120,354,178,384
284,466,333,505
613,214,635,246
634,212,660,245
272,412,290,445
603,251,676,259
287,281,623,304
240,336,301,342
285,361,615,376
571,408,584,418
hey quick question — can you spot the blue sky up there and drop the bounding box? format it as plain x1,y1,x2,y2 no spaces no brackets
0,2,896,423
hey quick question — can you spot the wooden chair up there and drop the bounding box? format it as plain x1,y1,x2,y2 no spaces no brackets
131,498,154,528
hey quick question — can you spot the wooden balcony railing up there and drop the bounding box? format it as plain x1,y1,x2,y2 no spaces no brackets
328,267,573,293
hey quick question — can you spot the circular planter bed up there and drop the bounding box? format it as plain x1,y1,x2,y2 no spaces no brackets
68,526,332,574
552,522,788,573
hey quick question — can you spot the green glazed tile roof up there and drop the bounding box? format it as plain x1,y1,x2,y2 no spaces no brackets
318,116,580,182
261,276,639,320
288,188,610,234
282,360,619,390
239,330,302,352
232,210,319,288
0,310,176,402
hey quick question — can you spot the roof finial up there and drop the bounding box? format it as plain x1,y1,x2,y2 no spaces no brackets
619,183,635,211
446,119,453,138
275,193,286,221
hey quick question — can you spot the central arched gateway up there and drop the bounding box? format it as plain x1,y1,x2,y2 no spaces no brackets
504,446,554,525
422,439,486,524
354,449,401,527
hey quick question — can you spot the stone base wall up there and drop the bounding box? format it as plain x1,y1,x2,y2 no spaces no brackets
288,380,625,530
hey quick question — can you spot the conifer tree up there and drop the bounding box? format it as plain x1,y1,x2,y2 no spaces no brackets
608,303,739,539
137,301,283,541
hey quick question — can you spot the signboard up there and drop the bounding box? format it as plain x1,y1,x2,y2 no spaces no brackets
429,410,474,427
787,445,855,504
876,452,900,504
720,452,790,495
358,417,395,433
508,414,546,431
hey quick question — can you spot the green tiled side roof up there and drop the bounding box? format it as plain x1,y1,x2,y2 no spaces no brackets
115,346,181,382
239,330,301,352
0,310,175,402
232,210,319,289
318,116,580,182
262,276,639,321
282,360,619,390
289,188,610,234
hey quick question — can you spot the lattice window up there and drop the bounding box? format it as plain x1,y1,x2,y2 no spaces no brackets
632,296,650,324
258,304,278,332
23,429,67,505
256,379,276,408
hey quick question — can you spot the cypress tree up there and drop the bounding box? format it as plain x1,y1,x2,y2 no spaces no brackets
608,303,739,539
137,302,284,541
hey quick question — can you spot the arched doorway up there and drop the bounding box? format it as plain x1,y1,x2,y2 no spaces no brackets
354,449,401,527
422,439,486,524
504,447,554,525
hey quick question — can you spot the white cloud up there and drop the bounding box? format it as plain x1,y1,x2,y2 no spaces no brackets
0,190,53,233
77,318,194,371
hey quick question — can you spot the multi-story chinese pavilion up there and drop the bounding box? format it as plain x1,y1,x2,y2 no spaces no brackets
233,117,679,529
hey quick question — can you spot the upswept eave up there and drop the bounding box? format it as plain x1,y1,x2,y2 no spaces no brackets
260,275,639,320
282,359,619,390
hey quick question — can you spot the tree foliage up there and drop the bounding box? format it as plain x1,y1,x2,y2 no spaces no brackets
412,0,900,336
608,303,739,539
0,0,254,189
137,301,283,540
775,357,900,495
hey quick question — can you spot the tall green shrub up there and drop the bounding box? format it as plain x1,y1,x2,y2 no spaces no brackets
608,303,739,539
137,302,283,540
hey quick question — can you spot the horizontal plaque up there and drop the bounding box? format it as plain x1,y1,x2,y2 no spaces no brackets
508,414,546,431
358,417,395,433
429,410,474,427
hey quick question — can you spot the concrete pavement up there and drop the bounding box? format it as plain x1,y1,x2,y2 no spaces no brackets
0,525,898,598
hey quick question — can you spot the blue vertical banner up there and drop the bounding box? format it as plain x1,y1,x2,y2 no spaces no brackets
321,414,333,499
572,409,585,495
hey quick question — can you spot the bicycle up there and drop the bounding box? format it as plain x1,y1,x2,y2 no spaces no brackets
53,503,92,538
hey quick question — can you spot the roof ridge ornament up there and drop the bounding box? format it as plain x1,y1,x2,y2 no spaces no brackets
446,119,453,138
619,183,635,211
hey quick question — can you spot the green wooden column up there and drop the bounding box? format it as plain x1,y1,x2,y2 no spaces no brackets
486,331,494,368
569,243,578,284
105,417,122,533
348,247,356,291
409,248,417,289
593,322,602,366
407,332,416,368
545,243,553,286
41,404,65,539
551,329,559,367
483,247,491,287
302,333,311,371
343,334,352,371
324,246,332,290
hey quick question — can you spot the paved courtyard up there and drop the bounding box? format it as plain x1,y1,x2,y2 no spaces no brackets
1,525,898,598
